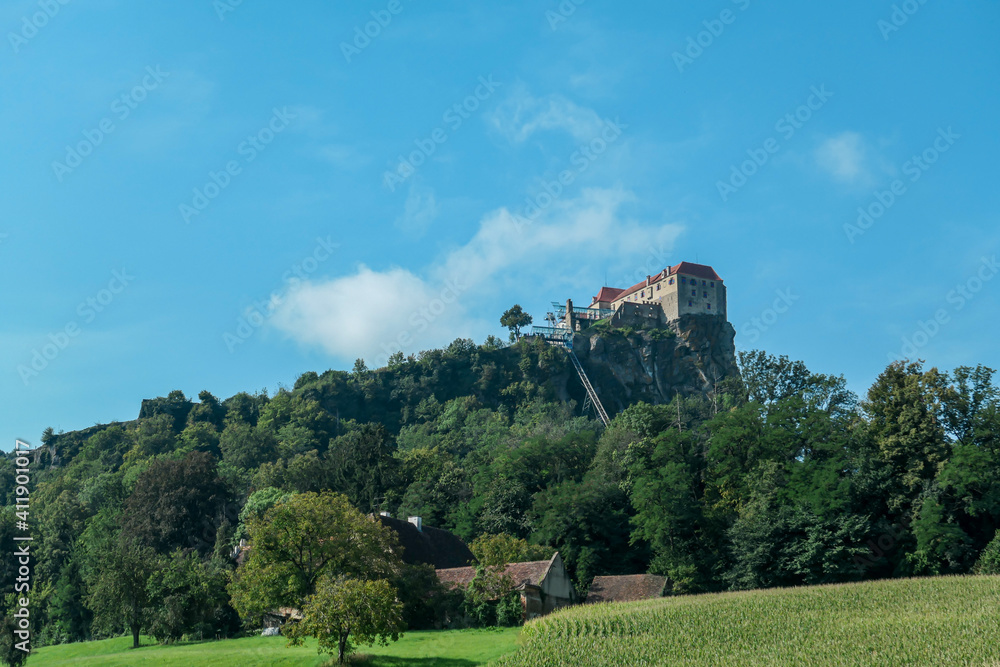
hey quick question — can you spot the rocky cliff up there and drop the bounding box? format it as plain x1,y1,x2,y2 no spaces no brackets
565,314,739,414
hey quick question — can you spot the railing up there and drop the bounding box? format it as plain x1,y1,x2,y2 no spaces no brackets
567,350,610,426
551,302,614,320
531,325,572,342
532,324,612,426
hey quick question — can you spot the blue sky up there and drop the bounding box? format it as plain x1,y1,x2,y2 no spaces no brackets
2,0,998,449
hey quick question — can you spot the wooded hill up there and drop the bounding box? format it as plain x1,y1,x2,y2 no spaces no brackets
2,333,999,654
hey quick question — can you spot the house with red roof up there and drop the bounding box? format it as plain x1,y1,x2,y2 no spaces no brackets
436,552,576,620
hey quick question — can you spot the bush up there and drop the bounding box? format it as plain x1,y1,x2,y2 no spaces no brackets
495,592,524,627
973,533,1000,575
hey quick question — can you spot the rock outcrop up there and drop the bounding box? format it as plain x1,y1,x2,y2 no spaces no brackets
568,314,739,414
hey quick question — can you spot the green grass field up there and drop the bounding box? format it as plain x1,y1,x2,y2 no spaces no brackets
495,575,1000,666
26,627,521,666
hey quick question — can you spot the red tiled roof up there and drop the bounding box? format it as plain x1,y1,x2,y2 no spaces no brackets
670,261,722,282
614,269,669,301
586,574,666,603
591,286,624,304
504,560,552,588
435,565,477,587
436,559,553,590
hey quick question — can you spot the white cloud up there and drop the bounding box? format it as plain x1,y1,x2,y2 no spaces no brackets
395,185,439,235
815,132,869,183
487,85,606,144
270,188,684,366
269,265,474,367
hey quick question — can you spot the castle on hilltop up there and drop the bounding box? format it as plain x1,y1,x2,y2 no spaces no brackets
543,262,727,336
591,261,726,320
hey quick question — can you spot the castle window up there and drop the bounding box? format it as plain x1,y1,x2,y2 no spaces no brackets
688,301,693,307
681,278,686,284
656,284,660,291
669,278,674,285
691,290,696,296
704,292,708,297
707,303,712,309
702,280,706,285
710,282,715,287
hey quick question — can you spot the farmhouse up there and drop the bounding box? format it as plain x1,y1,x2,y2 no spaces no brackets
436,552,575,620
376,514,475,569
586,574,666,604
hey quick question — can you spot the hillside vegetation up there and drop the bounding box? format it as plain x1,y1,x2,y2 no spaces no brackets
495,575,1000,666
1,329,999,658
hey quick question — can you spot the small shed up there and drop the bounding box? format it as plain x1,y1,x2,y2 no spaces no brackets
436,552,575,619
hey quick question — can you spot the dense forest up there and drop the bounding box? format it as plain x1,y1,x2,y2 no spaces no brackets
2,333,999,656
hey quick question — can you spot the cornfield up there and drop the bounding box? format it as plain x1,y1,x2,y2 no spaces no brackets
493,575,1000,666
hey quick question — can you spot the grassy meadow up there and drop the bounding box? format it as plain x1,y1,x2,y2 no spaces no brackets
495,575,1000,666
25,576,1000,665
25,627,520,666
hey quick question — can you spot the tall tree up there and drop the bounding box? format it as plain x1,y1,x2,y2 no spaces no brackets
227,492,402,625
86,534,158,648
121,451,228,556
284,576,405,665
500,305,533,341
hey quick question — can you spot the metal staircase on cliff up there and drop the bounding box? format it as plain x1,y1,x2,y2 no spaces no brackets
567,349,610,426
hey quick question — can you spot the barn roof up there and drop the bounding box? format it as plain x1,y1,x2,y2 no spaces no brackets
436,554,557,590
235,516,474,571
586,574,666,603
377,516,475,570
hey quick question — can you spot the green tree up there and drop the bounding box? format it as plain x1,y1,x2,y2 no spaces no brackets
325,423,398,512
860,361,949,519
86,534,158,648
146,550,232,642
227,492,401,625
530,478,640,594
121,451,228,556
500,305,533,341
469,533,554,567
630,428,714,593
219,421,278,471
285,575,405,665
